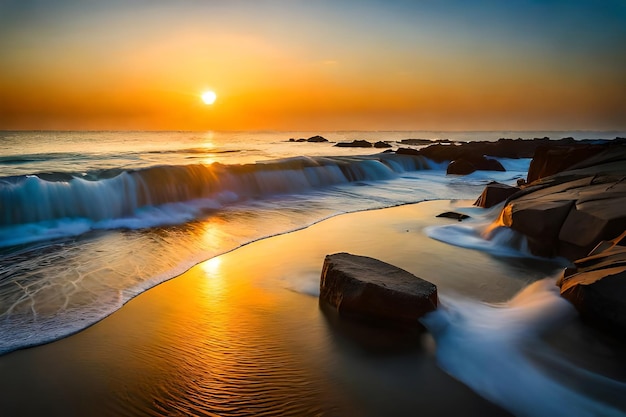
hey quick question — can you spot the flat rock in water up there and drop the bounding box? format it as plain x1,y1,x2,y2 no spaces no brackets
334,140,373,148
436,211,470,221
319,253,437,327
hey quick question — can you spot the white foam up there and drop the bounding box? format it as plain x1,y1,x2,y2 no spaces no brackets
421,279,626,416
425,223,532,258
0,219,92,248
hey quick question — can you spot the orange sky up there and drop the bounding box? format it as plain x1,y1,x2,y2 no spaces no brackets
1,1,625,131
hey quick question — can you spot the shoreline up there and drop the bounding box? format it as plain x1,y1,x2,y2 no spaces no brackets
0,199,528,416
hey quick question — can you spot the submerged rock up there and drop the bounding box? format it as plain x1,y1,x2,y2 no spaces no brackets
319,253,437,327
334,140,373,148
436,211,470,221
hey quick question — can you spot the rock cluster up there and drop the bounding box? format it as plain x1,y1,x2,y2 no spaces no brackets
319,253,437,327
473,140,626,337
497,144,626,260
397,136,626,176
289,135,329,143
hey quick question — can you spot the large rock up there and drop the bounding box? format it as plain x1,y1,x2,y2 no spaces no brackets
493,143,626,260
558,242,626,335
446,156,505,175
319,253,437,326
526,144,606,183
474,182,520,208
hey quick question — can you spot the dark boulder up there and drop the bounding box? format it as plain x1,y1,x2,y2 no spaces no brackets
334,140,373,148
319,253,437,327
307,135,328,142
446,158,476,175
419,143,463,162
374,141,392,148
474,182,520,208
446,156,505,175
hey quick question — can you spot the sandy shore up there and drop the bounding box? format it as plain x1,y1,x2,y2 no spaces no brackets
0,200,561,416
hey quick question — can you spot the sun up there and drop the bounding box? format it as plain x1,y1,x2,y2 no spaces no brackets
201,90,217,105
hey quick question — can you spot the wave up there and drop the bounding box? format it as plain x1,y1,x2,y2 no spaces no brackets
0,153,432,247
421,279,626,416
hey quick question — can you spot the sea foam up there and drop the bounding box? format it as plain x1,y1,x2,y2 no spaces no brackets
421,278,626,416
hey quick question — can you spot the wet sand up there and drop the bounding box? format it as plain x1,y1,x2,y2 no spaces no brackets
0,200,561,416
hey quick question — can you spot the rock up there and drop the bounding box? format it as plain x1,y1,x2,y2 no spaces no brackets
374,141,392,148
494,142,626,260
558,245,626,335
307,135,328,142
319,253,437,326
526,144,606,183
436,211,470,221
289,135,328,143
474,182,520,208
446,158,476,175
398,139,434,146
395,147,421,156
334,140,373,148
414,137,623,165
501,198,575,257
446,156,505,175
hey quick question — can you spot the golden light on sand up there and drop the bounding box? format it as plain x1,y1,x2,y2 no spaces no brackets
201,90,217,105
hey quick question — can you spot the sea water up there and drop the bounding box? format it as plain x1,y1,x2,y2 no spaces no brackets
2,130,626,416
0,130,538,354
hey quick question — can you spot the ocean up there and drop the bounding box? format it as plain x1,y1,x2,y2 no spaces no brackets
2,130,626,416
0,129,530,354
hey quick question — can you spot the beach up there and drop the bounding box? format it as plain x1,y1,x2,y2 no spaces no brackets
1,199,556,416
3,132,626,416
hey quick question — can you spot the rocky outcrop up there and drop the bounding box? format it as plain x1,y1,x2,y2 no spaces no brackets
526,144,608,183
414,137,574,164
334,140,373,148
557,235,626,334
474,182,520,208
493,143,626,260
319,253,437,326
288,135,329,143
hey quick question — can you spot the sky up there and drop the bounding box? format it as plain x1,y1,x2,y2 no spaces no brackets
0,0,625,132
